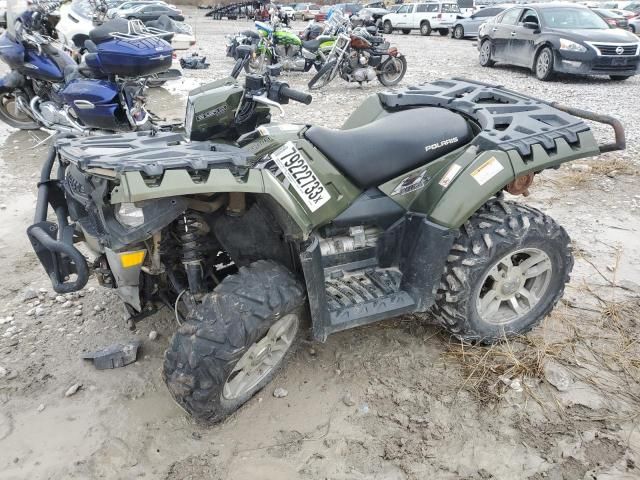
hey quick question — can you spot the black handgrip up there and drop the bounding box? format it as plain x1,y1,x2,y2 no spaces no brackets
280,86,312,105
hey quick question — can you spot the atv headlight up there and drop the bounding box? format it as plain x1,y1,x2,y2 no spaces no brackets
115,203,144,228
559,39,586,53
184,100,194,139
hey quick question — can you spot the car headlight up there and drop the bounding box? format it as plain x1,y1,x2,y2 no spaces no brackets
116,203,144,228
559,38,586,53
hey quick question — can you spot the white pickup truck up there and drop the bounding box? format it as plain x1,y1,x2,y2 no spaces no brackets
381,1,461,36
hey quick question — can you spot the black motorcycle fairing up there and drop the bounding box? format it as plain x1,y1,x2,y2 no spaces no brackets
305,107,473,189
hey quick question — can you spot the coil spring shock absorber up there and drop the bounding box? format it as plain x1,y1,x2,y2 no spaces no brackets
177,213,208,295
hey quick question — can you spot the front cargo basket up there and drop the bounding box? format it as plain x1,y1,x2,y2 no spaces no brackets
378,78,592,160
56,131,255,176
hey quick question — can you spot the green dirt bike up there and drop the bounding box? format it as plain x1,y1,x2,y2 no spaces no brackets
245,21,336,73
28,59,625,422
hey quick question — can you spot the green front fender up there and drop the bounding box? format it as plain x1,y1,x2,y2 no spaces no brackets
399,130,600,229
110,168,315,238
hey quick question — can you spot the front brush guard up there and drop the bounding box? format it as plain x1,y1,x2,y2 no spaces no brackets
27,146,89,293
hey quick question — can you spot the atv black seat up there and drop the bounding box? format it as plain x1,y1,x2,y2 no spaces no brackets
305,107,472,189
89,18,132,44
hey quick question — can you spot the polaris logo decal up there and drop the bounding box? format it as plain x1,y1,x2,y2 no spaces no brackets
195,104,228,122
425,137,458,152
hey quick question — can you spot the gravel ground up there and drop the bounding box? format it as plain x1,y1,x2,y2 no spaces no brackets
0,9,639,480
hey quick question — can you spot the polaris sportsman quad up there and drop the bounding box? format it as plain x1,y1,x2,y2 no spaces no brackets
27,72,625,422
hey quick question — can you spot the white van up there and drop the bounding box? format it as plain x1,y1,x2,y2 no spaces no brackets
381,1,462,36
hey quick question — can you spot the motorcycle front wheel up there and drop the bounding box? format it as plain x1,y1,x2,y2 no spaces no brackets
308,59,339,90
0,93,39,130
377,56,407,87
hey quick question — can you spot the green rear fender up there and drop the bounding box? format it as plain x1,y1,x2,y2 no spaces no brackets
383,130,599,229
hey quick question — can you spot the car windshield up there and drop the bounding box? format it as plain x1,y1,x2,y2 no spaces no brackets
71,0,95,19
540,7,610,29
594,9,620,18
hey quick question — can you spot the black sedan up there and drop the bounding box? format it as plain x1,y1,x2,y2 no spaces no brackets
477,3,640,81
591,8,629,30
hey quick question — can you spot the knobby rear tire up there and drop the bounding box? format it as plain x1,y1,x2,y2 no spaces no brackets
432,199,573,344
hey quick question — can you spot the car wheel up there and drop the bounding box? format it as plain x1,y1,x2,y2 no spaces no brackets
610,75,631,81
535,47,555,81
383,20,393,34
402,29,411,35
479,38,495,67
420,21,431,36
453,25,464,39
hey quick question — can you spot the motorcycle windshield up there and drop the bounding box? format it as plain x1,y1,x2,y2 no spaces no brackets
7,0,28,36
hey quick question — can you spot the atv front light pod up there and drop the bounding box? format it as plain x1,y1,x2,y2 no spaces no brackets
115,203,145,228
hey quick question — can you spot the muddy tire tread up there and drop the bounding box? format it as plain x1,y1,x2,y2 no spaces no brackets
163,260,305,422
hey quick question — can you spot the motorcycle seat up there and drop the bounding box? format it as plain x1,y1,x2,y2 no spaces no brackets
304,107,473,189
89,18,133,44
302,36,332,51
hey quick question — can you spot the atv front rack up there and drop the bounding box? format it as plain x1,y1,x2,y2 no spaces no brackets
379,78,625,159
55,132,254,176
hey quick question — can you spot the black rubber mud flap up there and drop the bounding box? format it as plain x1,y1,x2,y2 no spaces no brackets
399,215,458,312
300,236,331,342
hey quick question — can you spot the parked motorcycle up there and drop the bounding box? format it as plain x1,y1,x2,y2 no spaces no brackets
28,64,625,423
244,20,335,73
0,3,173,133
308,27,407,89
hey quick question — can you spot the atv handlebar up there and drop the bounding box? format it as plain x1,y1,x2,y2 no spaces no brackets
278,85,312,105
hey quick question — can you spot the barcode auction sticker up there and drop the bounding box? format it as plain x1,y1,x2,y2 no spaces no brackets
470,157,504,186
271,141,331,212
438,163,462,188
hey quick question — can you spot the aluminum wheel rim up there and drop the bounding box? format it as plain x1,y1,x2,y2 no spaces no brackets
476,248,553,325
1,94,31,122
537,51,550,77
455,26,463,38
480,41,491,64
381,58,403,83
222,313,298,400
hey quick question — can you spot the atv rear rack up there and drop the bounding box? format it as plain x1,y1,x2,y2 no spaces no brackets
379,78,625,159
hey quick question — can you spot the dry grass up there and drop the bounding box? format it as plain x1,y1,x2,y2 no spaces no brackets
444,250,640,413
560,170,591,188
444,335,570,403
588,157,639,177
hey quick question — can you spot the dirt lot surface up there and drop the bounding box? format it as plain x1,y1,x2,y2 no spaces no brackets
1,10,639,480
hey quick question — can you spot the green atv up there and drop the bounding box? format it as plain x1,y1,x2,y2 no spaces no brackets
27,68,625,422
